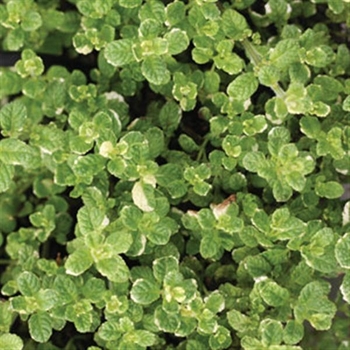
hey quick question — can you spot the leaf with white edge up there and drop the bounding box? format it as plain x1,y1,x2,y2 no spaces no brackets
343,95,350,112
283,320,304,345
77,206,109,235
104,39,135,67
221,9,250,40
256,280,290,307
259,318,283,347
132,181,156,212
0,333,23,350
141,56,170,85
164,29,189,55
153,256,179,283
0,161,14,193
340,271,350,304
154,306,180,333
209,326,232,350
95,256,129,283
0,138,40,168
335,232,350,269
227,72,258,101
130,278,160,305
53,275,78,304
242,152,265,172
28,312,52,343
133,330,157,347
0,100,27,137
315,181,344,199
294,281,336,330
17,271,41,297
65,247,94,276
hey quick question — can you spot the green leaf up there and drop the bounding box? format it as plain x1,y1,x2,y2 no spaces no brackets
77,206,109,236
28,312,52,343
209,326,232,350
300,116,321,139
132,181,156,212
95,256,129,283
53,275,78,304
335,233,350,269
165,1,186,26
130,278,160,305
256,279,290,307
227,72,258,101
294,281,336,330
0,333,23,350
0,138,40,168
221,9,250,40
141,56,170,85
315,181,344,199
0,162,14,193
65,247,94,276
153,256,179,283
17,271,41,297
105,39,135,67
242,152,266,172
165,28,189,55
259,319,283,347
154,306,180,333
0,100,27,137
283,320,304,345
21,10,42,31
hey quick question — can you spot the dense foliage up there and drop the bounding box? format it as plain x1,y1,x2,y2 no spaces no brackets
0,0,349,349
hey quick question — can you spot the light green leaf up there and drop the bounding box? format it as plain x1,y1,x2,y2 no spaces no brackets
95,256,129,283
164,28,189,55
0,138,40,168
315,181,344,199
153,256,179,282
21,10,42,31
133,330,157,347
256,280,290,307
0,333,23,350
294,281,336,330
283,320,304,345
244,255,272,278
242,152,266,172
335,233,350,269
130,279,160,305
259,319,283,347
165,1,186,26
105,39,135,67
0,100,27,137
28,312,52,343
221,9,250,40
65,247,94,276
155,306,180,333
209,326,232,350
77,206,109,235
0,162,14,193
300,116,321,139
227,72,258,101
227,309,255,333
17,271,41,297
141,56,170,85
53,275,78,304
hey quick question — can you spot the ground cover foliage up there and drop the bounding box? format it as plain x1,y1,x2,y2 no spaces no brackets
0,0,350,349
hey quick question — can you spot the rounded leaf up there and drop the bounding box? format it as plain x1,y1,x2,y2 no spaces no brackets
141,56,170,85
335,233,350,269
130,279,160,305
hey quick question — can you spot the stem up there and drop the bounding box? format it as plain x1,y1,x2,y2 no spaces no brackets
196,137,210,162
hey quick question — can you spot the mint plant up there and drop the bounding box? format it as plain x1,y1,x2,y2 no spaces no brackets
0,0,349,349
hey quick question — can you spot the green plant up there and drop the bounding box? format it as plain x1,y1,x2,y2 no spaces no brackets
0,0,349,349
